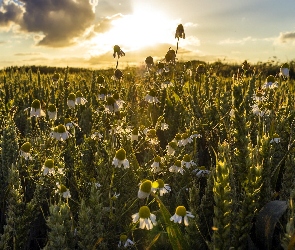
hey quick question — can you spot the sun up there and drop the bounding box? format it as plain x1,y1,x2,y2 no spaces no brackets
102,5,177,51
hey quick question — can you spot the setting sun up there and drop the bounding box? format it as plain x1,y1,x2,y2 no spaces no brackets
94,5,177,52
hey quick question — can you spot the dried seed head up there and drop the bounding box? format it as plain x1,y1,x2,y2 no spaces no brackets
97,75,105,84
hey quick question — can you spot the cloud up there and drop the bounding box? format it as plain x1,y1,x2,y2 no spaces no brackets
278,31,295,43
14,52,41,56
20,0,95,47
0,1,22,27
0,0,95,47
93,13,123,33
219,36,256,45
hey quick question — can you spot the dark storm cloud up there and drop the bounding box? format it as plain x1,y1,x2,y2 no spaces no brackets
0,1,22,26
19,0,95,47
278,31,295,43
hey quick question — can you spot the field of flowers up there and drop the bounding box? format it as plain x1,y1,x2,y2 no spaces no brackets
1,26,295,249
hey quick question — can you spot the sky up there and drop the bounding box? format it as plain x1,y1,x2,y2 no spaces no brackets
0,0,294,69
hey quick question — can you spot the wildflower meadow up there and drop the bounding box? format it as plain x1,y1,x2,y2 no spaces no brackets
1,24,295,250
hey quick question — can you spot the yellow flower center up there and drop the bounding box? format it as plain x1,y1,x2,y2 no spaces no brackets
31,99,41,109
183,154,191,162
76,91,83,98
147,129,157,138
115,148,126,161
120,234,128,242
181,132,189,139
175,160,181,168
154,156,161,163
113,93,119,100
266,75,275,83
175,206,187,217
57,124,66,133
68,93,76,101
156,179,164,188
106,96,116,105
64,118,71,124
168,141,177,149
132,128,138,135
60,184,67,193
48,104,56,112
138,206,151,218
45,159,54,169
140,180,152,193
21,142,31,153
175,133,182,141
99,87,107,95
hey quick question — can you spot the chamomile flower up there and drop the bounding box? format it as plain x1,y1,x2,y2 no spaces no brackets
50,124,71,141
75,90,88,105
146,129,159,145
145,89,159,104
56,182,71,199
20,142,32,160
138,180,152,199
112,69,124,81
112,148,129,169
229,109,235,118
118,234,134,248
132,206,157,230
179,132,193,146
42,159,55,176
30,99,45,118
47,104,57,120
161,122,169,130
91,132,103,140
151,156,162,173
98,86,107,100
105,96,119,113
181,154,196,169
67,93,76,109
152,179,171,196
113,93,125,110
166,141,177,155
170,206,194,226
280,63,289,78
169,160,184,174
270,133,280,144
190,132,202,139
252,104,266,117
253,89,266,102
131,127,139,142
263,75,278,89
194,166,210,177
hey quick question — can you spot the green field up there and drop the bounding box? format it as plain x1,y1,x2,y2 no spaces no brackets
0,56,295,249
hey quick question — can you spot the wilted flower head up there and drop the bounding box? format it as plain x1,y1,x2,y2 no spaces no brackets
146,128,159,145
175,24,185,39
165,48,176,64
132,205,157,230
30,99,45,117
112,69,123,81
75,90,87,105
52,72,60,84
194,166,210,177
105,96,119,113
178,132,193,147
170,206,194,226
20,142,32,160
47,104,57,120
113,45,125,58
196,64,206,75
242,60,250,71
112,148,129,169
67,93,76,108
145,56,154,70
280,63,289,78
138,180,152,199
152,179,171,196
